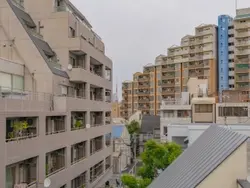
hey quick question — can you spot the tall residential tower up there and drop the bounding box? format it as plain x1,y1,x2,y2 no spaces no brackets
218,15,235,102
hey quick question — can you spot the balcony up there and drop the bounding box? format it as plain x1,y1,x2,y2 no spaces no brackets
90,85,103,102
0,88,53,112
46,116,66,135
71,112,86,131
235,77,250,82
235,31,250,38
236,85,250,91
105,133,111,147
105,89,111,103
71,141,87,164
71,171,87,188
105,112,111,124
67,83,86,99
90,136,104,155
105,156,111,170
234,22,250,30
162,67,175,72
235,40,250,47
6,157,37,188
69,51,86,69
138,97,150,103
235,49,250,56
69,67,111,89
90,160,104,183
46,148,66,177
105,67,112,81
6,117,38,142
162,89,175,95
90,57,103,77
90,112,104,127
138,83,150,88
161,82,175,87
162,74,175,80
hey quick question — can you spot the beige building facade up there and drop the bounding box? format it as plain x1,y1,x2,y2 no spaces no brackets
0,0,113,187
121,24,218,120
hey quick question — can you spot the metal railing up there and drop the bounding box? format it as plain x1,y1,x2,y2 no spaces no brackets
0,87,53,112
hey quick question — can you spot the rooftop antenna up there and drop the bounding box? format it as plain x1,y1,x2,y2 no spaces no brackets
235,0,238,11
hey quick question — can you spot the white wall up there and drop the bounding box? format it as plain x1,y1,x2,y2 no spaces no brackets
165,124,250,146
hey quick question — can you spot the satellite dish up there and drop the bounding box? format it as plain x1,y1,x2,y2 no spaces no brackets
247,176,250,183
86,124,90,129
67,64,73,71
44,178,51,188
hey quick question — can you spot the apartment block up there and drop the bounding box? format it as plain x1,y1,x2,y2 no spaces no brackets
121,64,161,119
121,24,218,120
218,15,235,102
0,0,113,187
234,8,250,101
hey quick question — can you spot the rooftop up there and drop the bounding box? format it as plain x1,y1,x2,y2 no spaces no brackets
148,126,249,188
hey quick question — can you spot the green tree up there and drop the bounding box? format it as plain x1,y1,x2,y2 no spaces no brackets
125,120,140,163
121,140,182,188
126,120,140,135
121,174,151,188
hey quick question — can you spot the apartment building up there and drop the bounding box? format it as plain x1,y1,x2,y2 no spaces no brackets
234,8,250,101
121,64,161,119
218,15,235,102
0,0,113,187
121,24,218,120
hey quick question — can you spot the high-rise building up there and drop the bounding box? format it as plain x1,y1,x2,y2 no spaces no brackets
234,8,250,101
0,0,113,187
120,63,162,119
121,24,218,119
218,15,235,102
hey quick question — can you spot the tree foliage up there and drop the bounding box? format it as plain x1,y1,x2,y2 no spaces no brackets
121,140,182,188
121,174,151,188
126,120,140,135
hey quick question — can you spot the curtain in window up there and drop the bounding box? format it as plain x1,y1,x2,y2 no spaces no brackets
0,72,11,90
12,75,24,91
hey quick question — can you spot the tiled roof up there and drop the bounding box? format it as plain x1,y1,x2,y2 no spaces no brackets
148,126,248,188
238,179,250,188
7,0,69,78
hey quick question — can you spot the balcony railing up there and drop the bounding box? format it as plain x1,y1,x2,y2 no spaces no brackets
0,87,53,112
46,148,66,177
46,116,66,135
6,117,38,142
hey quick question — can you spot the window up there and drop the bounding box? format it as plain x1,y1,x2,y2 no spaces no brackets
105,133,111,147
0,72,11,89
195,104,213,113
71,172,86,188
218,107,248,117
71,141,87,164
12,75,24,91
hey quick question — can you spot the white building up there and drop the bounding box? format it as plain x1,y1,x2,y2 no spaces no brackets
165,124,250,149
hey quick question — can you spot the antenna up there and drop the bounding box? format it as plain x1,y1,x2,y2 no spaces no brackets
235,0,238,11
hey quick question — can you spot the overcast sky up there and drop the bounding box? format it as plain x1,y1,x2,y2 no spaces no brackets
71,0,249,99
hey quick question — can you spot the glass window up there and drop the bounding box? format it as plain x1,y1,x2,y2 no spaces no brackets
12,75,24,91
0,72,11,89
